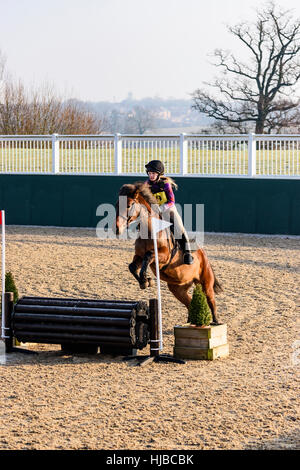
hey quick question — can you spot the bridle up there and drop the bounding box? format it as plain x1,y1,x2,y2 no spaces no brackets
117,201,138,225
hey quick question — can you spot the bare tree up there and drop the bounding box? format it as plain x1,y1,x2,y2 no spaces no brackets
106,109,127,133
0,79,104,135
124,106,155,134
192,1,300,133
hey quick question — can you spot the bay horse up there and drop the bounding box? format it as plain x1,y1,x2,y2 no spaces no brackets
115,182,222,324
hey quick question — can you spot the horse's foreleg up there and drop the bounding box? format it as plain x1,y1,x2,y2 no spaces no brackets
129,255,143,284
139,251,154,289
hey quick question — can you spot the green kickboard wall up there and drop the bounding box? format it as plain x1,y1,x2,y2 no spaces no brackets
0,175,299,235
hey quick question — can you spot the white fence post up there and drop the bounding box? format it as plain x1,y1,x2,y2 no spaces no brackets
180,133,188,175
52,134,60,174
248,133,256,177
114,133,122,174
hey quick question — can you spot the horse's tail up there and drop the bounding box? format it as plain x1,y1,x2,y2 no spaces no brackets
211,266,223,294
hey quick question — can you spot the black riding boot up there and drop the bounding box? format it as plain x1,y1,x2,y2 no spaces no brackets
179,233,194,265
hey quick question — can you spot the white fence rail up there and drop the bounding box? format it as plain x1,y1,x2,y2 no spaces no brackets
0,133,299,178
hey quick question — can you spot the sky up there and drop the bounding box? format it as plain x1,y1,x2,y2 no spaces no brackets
0,0,300,102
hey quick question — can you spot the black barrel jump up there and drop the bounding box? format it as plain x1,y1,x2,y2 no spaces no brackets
7,295,150,355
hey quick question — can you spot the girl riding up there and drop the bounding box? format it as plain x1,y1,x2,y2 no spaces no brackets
145,159,194,265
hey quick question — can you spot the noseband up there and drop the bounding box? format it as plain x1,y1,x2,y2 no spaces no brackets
118,202,138,224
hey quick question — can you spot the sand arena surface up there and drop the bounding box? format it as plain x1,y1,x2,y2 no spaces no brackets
0,226,299,450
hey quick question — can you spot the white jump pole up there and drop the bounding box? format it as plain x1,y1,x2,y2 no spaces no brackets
151,226,163,351
151,217,172,351
1,210,5,340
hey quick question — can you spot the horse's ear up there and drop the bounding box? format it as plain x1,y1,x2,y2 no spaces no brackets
119,184,136,198
131,182,145,200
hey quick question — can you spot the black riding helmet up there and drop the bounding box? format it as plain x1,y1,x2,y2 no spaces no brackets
145,160,165,175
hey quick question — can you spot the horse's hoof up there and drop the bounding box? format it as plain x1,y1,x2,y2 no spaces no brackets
147,278,154,287
139,283,147,290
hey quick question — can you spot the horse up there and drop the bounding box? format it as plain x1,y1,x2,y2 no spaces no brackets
114,181,222,324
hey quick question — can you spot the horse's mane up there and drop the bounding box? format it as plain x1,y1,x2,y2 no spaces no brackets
119,181,158,207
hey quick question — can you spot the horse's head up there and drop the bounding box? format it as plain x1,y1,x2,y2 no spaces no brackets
114,182,158,236
114,184,141,236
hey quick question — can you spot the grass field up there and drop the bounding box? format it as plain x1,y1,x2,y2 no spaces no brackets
0,146,299,176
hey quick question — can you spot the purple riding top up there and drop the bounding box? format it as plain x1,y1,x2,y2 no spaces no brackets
147,178,175,210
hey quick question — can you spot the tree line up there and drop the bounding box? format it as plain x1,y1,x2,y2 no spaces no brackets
0,55,104,135
0,56,156,135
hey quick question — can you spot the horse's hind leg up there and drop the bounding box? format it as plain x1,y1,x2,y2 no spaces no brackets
198,274,219,324
167,282,193,310
195,251,220,324
203,285,219,324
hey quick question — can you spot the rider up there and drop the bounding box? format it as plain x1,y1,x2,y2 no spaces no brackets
145,159,194,265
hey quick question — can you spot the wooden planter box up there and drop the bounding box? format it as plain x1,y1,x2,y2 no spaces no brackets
173,323,229,360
